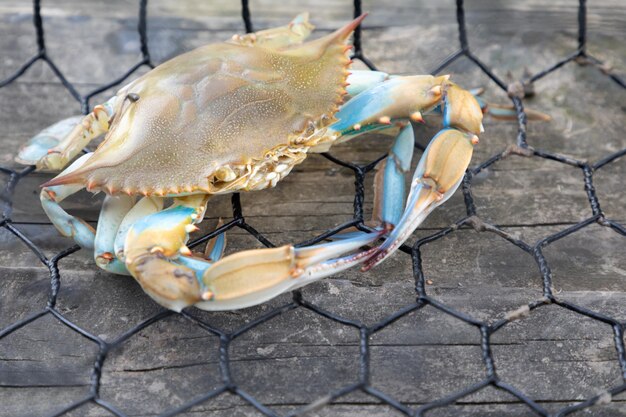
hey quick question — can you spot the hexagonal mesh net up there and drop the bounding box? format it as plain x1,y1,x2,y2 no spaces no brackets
0,0,625,416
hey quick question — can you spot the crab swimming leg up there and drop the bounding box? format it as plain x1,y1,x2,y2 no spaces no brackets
16,96,118,171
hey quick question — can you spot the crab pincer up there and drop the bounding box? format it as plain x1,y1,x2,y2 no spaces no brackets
125,197,381,311
195,231,383,311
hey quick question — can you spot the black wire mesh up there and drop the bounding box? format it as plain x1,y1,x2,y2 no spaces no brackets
0,0,625,416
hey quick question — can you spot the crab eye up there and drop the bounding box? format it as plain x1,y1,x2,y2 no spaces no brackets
126,93,140,102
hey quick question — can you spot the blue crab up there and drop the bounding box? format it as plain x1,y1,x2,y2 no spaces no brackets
16,14,484,311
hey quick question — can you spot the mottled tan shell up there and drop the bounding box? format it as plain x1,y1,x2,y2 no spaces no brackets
46,17,364,195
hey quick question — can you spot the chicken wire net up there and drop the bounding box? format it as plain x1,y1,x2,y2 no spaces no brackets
0,0,625,416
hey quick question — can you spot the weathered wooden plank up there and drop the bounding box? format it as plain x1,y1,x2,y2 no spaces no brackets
2,221,626,413
0,386,91,417
0,313,97,387
32,400,626,417
488,304,623,404
1,0,625,416
1,0,625,36
4,291,624,416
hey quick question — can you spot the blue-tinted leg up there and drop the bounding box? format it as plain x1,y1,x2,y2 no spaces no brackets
40,153,96,249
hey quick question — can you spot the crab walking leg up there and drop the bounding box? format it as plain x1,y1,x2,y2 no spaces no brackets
40,153,96,249
203,221,227,262
124,194,212,312
18,96,118,172
373,124,416,227
362,83,483,270
363,128,477,271
15,116,83,166
328,125,415,239
484,103,551,122
94,195,135,275
229,12,314,48
194,231,383,311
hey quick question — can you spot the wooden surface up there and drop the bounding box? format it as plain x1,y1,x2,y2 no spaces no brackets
0,1,625,416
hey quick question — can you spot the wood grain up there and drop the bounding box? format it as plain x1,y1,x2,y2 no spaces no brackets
0,1,625,416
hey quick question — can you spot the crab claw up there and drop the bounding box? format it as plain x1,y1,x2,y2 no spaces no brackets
195,231,382,311
128,252,206,312
363,128,477,271
124,195,210,312
443,83,484,135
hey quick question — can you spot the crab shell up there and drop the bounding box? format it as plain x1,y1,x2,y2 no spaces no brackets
43,16,366,196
